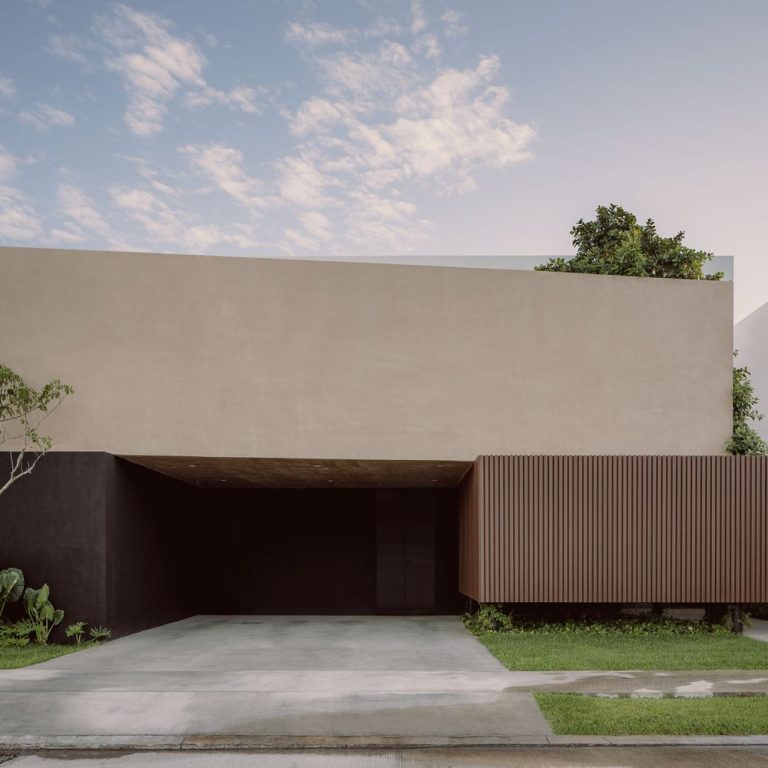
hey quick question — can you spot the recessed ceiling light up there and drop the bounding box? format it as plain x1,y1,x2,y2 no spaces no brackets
431,479,439,483
219,479,227,483
188,464,197,468
327,479,334,483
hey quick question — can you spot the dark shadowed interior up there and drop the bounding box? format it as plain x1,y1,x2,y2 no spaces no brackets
0,453,465,638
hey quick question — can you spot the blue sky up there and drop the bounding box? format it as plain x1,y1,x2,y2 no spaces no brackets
0,0,766,319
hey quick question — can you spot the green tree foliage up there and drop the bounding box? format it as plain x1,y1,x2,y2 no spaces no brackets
1,364,73,497
728,354,767,455
536,204,723,280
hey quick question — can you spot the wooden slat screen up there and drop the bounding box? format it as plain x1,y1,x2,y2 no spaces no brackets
458,455,768,604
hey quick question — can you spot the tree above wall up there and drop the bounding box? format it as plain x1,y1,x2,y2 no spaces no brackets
536,205,768,454
0,364,73,498
535,204,723,280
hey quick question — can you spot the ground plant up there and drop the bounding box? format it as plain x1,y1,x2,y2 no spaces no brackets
536,693,768,736
88,625,112,643
464,605,768,670
22,583,64,644
65,621,86,645
0,566,24,620
0,564,111,667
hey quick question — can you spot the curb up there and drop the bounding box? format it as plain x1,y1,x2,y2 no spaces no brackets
3,734,768,751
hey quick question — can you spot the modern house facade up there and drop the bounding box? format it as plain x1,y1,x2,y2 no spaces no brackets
1,246,764,636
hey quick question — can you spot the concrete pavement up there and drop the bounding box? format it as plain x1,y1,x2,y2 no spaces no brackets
3,615,768,752
746,618,768,643
4,747,768,767
0,616,551,744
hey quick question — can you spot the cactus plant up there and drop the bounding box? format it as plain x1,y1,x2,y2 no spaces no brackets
23,584,64,644
0,567,24,621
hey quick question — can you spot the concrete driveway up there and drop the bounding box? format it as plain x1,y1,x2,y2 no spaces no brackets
0,616,551,746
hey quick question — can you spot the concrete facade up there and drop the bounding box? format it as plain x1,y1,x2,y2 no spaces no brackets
0,246,733,460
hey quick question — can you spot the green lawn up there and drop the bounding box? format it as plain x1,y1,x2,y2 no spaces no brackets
536,693,768,735
479,631,768,670
0,644,81,669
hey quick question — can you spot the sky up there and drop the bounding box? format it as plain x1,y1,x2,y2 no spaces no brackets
0,0,766,321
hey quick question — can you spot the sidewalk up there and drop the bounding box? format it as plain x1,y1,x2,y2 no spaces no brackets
498,669,768,697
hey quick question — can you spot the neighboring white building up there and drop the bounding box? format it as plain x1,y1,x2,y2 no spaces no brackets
735,299,768,442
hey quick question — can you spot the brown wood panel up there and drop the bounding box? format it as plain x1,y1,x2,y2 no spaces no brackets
458,455,768,604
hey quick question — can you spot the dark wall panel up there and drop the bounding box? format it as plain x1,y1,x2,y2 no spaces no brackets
376,491,407,610
105,457,199,636
375,490,458,612
0,453,109,630
234,489,378,614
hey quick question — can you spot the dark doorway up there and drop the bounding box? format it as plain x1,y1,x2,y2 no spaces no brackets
192,487,462,616
377,490,435,612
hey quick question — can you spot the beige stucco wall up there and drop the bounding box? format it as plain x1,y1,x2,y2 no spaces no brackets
0,247,733,460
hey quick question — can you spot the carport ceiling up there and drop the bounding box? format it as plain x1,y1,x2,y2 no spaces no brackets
119,455,472,489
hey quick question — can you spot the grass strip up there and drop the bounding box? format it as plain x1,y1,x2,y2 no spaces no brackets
535,692,768,735
0,644,81,669
480,632,768,670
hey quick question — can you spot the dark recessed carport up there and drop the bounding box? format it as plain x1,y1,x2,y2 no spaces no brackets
121,455,470,618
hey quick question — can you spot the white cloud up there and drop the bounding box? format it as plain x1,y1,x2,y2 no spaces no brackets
0,147,16,180
364,18,402,39
315,42,414,110
276,155,331,208
288,98,347,137
285,211,334,251
280,24,535,250
181,143,276,211
413,33,441,59
410,0,428,34
184,85,263,113
48,33,90,65
299,210,333,242
94,5,265,135
110,184,262,252
0,147,43,242
383,56,534,183
95,5,206,136
286,21,353,47
56,183,112,238
19,103,76,132
0,185,42,241
441,10,468,39
0,76,15,100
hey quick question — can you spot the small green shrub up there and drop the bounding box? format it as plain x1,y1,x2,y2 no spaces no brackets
88,625,111,643
463,604,515,634
0,567,25,621
23,584,64,645
463,604,732,638
65,621,86,645
0,620,31,647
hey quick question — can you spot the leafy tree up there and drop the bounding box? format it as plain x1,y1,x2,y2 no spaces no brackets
728,354,767,455
0,364,73,498
536,204,723,280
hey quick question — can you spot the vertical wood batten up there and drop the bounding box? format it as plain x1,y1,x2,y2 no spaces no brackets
458,455,768,604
